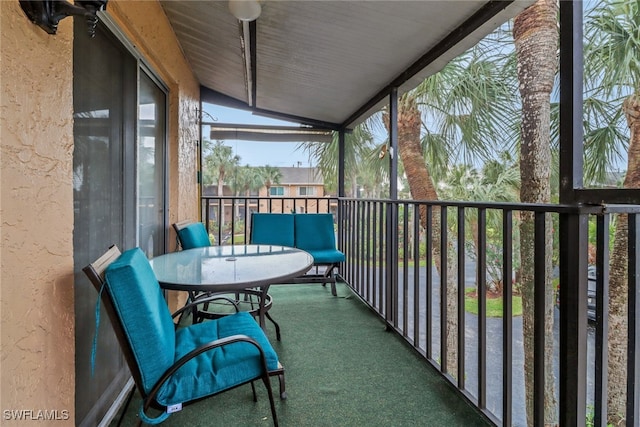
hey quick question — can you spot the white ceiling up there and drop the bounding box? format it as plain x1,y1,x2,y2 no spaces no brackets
160,0,534,129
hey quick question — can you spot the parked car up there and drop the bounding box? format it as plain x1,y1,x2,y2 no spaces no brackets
555,265,597,322
586,265,597,322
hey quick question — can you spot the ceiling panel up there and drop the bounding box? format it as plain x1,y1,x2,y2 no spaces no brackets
161,0,534,128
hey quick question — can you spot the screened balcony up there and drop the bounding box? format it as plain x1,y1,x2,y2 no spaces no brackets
69,1,640,426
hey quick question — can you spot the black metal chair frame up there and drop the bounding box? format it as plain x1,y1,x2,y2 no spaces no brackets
291,262,341,296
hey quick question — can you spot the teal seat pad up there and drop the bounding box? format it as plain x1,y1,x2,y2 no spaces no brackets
251,213,295,247
156,312,279,406
178,223,211,249
305,248,345,264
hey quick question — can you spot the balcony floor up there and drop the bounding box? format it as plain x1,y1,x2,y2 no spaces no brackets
112,283,490,426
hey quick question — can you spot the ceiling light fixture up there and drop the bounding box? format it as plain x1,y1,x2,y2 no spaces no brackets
228,0,261,22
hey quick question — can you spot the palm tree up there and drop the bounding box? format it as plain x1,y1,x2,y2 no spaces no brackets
437,158,521,294
512,0,559,424
242,165,264,197
202,140,240,232
229,164,256,219
584,0,640,423
356,152,388,199
390,92,440,203
380,42,519,375
303,41,518,376
260,165,282,198
302,126,379,197
234,165,249,194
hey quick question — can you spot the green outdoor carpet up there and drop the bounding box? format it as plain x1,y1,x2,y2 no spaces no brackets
111,283,490,426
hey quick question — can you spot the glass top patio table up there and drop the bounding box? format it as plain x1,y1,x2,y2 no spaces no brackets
150,245,313,290
150,244,314,333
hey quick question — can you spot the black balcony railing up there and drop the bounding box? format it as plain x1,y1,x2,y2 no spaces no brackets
200,195,640,426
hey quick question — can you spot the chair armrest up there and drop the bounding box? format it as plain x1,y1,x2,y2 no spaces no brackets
142,334,271,414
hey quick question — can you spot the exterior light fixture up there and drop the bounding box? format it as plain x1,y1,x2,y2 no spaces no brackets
228,0,261,22
20,0,108,36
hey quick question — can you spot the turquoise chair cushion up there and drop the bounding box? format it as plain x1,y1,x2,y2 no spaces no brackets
156,312,279,406
294,214,338,252
104,248,176,395
304,248,345,264
178,223,211,249
250,213,295,247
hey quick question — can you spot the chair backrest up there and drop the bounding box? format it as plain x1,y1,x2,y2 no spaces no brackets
294,213,337,251
173,221,211,249
250,213,295,247
84,246,176,397
84,246,145,390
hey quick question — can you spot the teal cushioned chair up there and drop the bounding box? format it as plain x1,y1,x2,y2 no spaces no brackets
249,212,344,296
173,220,225,324
250,213,295,247
83,246,282,426
294,213,345,296
173,221,211,249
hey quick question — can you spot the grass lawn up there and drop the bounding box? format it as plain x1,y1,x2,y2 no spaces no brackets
465,288,523,317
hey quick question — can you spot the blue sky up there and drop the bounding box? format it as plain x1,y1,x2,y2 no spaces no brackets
203,103,316,168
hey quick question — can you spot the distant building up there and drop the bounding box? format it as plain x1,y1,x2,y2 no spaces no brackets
202,166,337,224
262,166,324,196
256,167,324,212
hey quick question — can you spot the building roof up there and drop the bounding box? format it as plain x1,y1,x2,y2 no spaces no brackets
278,167,323,185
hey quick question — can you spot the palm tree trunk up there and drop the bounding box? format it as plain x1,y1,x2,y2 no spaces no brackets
607,93,640,425
513,0,558,424
386,94,458,375
395,95,439,211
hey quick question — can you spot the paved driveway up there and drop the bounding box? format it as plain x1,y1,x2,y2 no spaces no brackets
381,264,595,426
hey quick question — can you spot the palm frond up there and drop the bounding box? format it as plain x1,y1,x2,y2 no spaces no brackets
585,0,640,97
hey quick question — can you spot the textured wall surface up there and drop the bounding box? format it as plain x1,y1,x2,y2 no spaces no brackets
1,0,200,422
1,2,76,424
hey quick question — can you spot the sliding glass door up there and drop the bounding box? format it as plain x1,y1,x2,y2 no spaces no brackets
138,71,167,258
73,19,167,426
